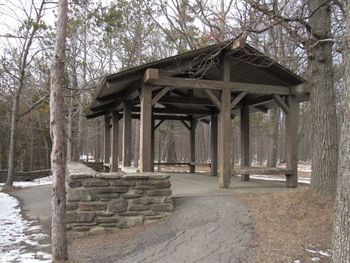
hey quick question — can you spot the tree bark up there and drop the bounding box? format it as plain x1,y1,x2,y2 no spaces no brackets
50,0,68,260
308,0,338,196
6,92,20,186
331,3,350,261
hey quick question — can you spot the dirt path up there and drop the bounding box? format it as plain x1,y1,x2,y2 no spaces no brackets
69,195,254,263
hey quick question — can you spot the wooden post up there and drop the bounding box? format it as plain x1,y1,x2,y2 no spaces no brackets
285,95,298,187
240,104,250,181
151,116,155,172
211,114,218,176
122,101,132,167
110,111,119,172
190,119,198,173
140,84,152,172
104,114,111,164
218,55,232,188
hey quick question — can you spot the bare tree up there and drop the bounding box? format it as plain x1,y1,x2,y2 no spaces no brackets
50,0,68,259
2,0,46,188
332,1,350,260
244,0,339,196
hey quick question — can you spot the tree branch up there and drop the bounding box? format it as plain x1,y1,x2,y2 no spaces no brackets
18,94,49,119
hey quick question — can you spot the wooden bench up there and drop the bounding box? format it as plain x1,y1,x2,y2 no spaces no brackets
232,167,294,181
154,162,197,173
232,167,293,175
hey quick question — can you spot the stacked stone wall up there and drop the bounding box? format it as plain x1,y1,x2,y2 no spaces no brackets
67,162,173,238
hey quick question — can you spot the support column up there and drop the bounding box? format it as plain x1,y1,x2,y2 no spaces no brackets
218,55,232,188
189,119,198,173
240,104,250,181
110,111,119,172
151,116,155,172
140,84,152,172
218,89,232,188
122,101,132,167
211,114,218,176
285,95,298,187
104,114,111,164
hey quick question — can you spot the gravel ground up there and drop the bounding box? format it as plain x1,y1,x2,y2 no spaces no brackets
69,195,254,263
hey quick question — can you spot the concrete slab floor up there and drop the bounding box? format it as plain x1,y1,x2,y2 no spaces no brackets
170,172,306,196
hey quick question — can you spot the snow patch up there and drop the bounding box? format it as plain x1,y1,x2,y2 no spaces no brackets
247,174,311,184
0,175,53,189
0,192,51,262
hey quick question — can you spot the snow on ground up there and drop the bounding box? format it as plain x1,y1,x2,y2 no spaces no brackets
298,163,312,173
0,192,52,263
0,175,53,188
248,174,311,184
293,248,331,262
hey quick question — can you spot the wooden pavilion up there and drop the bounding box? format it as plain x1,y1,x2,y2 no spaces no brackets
87,39,309,188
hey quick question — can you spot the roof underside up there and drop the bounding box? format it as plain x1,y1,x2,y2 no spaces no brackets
87,40,307,120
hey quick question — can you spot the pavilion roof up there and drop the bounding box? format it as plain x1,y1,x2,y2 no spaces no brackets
87,39,307,119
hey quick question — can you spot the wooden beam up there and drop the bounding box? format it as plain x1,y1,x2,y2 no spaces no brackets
240,105,250,181
181,120,191,131
86,110,107,119
110,111,119,172
252,105,268,113
131,114,192,121
231,92,248,109
189,119,198,173
273,95,289,114
204,89,222,110
140,84,153,172
144,68,290,95
211,114,218,176
151,116,155,172
158,96,215,106
122,101,132,167
144,68,159,83
132,106,216,115
244,95,274,108
291,83,309,95
104,114,111,164
285,95,298,187
218,56,232,188
154,119,164,130
152,87,173,105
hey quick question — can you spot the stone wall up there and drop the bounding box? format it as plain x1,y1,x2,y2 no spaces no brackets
81,161,104,172
0,169,51,183
66,162,173,238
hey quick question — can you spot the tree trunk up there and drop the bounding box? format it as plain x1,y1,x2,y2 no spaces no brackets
308,0,338,197
29,109,34,171
6,92,20,186
331,3,350,261
50,0,68,259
